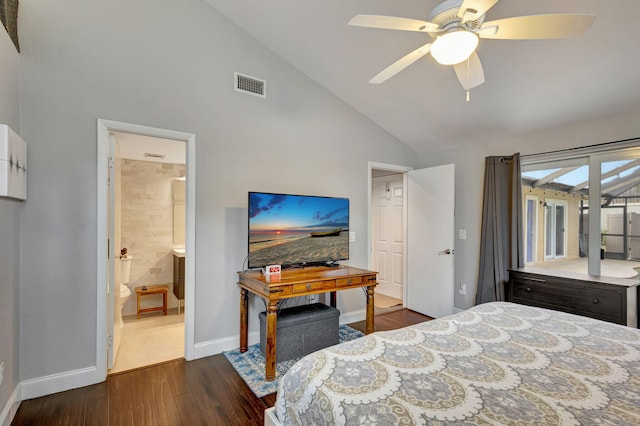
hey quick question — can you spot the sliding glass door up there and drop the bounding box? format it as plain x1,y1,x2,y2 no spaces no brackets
544,200,567,259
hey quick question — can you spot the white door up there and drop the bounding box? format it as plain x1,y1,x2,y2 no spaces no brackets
372,175,404,300
107,134,121,369
406,164,455,318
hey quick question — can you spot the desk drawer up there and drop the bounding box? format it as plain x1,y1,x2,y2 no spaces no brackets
293,280,335,293
337,276,363,287
338,275,377,287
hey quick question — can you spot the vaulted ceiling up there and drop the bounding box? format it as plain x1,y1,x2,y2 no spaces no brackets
205,0,640,155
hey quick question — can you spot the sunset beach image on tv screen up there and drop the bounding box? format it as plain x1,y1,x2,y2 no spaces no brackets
248,192,349,268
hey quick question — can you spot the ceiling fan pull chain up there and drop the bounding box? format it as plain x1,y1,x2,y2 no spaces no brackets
466,58,471,103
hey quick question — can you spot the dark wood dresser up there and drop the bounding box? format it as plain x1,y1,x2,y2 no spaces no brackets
508,267,640,327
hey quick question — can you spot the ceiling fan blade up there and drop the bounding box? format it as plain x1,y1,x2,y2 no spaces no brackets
453,52,485,90
479,14,596,40
457,0,500,23
369,43,432,84
348,15,439,33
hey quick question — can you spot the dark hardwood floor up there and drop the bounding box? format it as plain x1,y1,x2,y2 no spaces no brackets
11,309,431,426
349,307,431,334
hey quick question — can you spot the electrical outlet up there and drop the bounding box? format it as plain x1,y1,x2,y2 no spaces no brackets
0,361,4,387
458,282,467,295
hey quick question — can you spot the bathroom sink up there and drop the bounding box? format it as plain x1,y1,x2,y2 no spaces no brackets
172,248,186,257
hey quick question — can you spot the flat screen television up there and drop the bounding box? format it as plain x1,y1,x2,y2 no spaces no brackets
248,191,349,269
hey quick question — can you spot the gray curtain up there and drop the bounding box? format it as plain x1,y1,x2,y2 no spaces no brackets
476,153,524,304
0,0,19,52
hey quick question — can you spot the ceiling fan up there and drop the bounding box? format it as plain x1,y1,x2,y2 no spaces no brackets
349,0,595,93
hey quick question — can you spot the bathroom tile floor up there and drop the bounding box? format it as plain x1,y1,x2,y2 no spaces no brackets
109,309,184,374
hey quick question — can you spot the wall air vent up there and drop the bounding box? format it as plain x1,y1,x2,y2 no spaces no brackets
234,72,266,98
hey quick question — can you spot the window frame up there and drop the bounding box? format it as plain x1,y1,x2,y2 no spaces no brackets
524,194,538,264
522,139,640,276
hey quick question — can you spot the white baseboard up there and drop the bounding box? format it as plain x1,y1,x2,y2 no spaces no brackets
193,331,260,359
20,366,102,400
340,309,365,326
0,383,21,426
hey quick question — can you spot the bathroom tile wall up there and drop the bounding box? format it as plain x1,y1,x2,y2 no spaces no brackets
121,159,186,316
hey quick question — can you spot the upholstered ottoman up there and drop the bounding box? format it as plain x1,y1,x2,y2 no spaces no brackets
259,303,340,362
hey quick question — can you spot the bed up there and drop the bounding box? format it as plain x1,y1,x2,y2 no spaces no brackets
266,302,640,425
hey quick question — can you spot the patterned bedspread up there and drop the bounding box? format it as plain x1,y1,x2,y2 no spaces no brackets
274,302,640,425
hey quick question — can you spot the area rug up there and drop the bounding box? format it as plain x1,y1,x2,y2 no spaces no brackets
223,325,364,397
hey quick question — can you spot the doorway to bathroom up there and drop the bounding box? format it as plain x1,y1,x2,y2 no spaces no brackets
110,132,187,374
96,120,196,379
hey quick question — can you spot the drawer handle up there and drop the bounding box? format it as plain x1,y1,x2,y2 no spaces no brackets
526,287,532,293
306,283,312,290
593,299,600,304
348,279,352,284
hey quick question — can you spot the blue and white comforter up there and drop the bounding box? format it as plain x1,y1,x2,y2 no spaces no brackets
275,302,640,425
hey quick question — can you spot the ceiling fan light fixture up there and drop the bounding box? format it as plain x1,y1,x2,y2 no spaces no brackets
431,30,479,65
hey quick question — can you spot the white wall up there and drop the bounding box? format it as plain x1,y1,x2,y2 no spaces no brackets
17,0,418,387
421,106,640,310
0,22,21,425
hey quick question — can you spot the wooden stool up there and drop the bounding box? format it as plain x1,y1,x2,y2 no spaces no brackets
135,284,169,319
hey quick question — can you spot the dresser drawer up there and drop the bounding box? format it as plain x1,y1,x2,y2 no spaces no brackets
292,280,336,293
509,271,626,325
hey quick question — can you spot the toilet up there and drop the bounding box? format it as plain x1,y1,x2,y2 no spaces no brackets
119,256,133,324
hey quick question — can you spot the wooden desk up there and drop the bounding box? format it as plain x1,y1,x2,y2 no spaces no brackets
237,265,378,381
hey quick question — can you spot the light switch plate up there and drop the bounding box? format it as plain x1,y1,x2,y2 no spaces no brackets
349,231,356,242
459,229,467,240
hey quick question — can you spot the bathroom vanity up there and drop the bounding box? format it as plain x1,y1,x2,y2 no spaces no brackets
173,249,185,313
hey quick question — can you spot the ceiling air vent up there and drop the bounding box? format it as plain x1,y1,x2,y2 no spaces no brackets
234,72,266,98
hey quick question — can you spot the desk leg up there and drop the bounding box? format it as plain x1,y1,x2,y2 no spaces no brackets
330,291,337,308
240,288,249,353
365,286,375,335
265,300,278,381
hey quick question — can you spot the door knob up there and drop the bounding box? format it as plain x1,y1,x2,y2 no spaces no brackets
438,249,454,255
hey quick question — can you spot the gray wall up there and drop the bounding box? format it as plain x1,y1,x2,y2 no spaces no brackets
420,106,640,310
0,22,21,417
17,0,418,382
0,202,20,416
